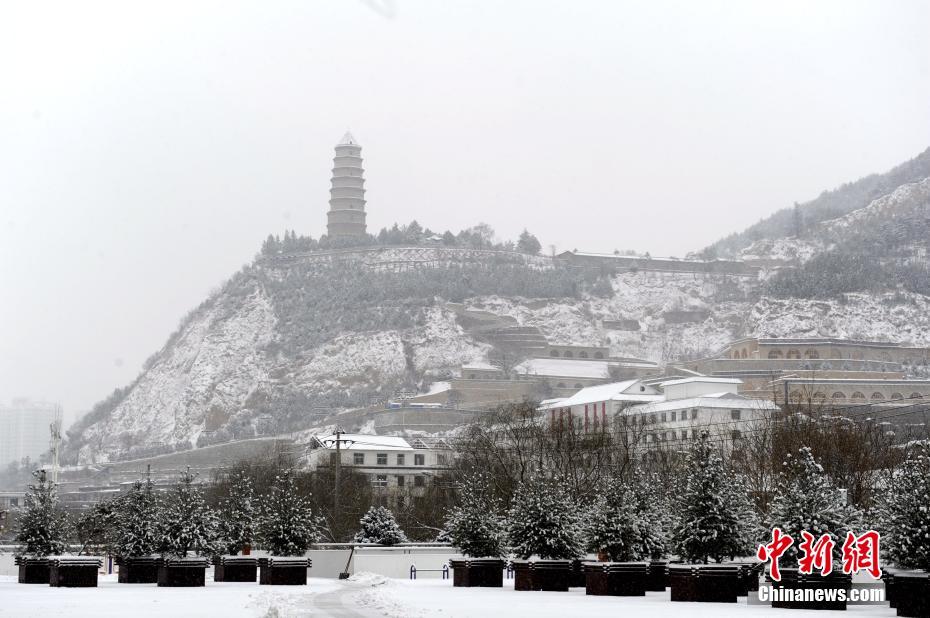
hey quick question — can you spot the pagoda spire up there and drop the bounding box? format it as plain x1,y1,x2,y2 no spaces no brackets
326,131,367,238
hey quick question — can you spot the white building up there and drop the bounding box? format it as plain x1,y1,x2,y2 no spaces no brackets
0,399,61,467
538,377,779,448
538,379,663,430
621,377,780,448
306,434,455,505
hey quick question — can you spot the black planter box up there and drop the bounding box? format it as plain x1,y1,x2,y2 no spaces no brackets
116,556,160,584
258,557,311,585
670,564,741,603
157,558,209,587
511,560,572,591
583,561,648,596
15,557,50,584
450,559,505,588
894,571,930,618
49,557,102,588
569,559,586,588
768,568,852,611
883,569,899,609
213,556,258,583
729,563,758,596
647,560,668,591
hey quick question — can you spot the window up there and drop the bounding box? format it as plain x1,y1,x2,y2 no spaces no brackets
437,453,449,466
891,393,904,400
910,393,923,399
871,392,884,400
329,452,339,465
579,351,588,358
397,454,405,465
731,430,742,441
550,350,559,357
660,412,667,423
377,453,388,465
414,454,425,466
373,474,387,487
851,392,866,400
649,413,656,424
832,392,845,400
396,475,405,487
353,453,365,465
730,409,741,420
414,475,425,487
691,409,698,420
669,410,676,422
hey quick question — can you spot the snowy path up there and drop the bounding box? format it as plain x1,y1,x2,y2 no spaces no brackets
0,574,899,618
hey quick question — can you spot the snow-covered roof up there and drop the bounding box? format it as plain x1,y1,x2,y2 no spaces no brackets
660,376,743,387
338,131,358,146
539,380,662,409
515,358,610,379
461,362,502,371
314,434,411,451
625,393,779,414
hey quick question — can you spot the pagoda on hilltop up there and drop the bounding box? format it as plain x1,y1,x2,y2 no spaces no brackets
326,131,367,238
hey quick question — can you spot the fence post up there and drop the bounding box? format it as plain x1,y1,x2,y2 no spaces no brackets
442,564,449,580
410,565,416,580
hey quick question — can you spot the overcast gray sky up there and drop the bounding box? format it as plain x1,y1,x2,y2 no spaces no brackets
2,0,930,422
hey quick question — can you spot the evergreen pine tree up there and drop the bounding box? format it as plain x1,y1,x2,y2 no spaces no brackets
114,478,160,558
76,497,119,555
585,483,642,561
671,433,756,563
878,445,930,570
256,469,320,556
516,229,542,255
354,506,408,546
631,471,671,560
218,471,255,555
158,470,219,558
768,446,859,563
15,470,70,557
507,473,583,560
444,472,506,558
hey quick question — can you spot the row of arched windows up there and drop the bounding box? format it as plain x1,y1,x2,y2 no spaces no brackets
766,349,821,359
549,349,605,359
789,390,923,402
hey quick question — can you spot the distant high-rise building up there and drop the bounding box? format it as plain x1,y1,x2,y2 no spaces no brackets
326,131,367,238
0,399,60,467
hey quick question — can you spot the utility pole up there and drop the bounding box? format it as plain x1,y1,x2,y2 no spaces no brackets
323,429,354,537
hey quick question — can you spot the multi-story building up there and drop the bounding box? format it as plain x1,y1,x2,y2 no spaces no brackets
306,434,455,505
0,399,61,467
540,377,779,449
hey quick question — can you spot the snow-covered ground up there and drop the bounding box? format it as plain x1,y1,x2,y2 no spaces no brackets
0,573,899,618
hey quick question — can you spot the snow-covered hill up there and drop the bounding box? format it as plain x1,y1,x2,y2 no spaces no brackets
67,167,930,464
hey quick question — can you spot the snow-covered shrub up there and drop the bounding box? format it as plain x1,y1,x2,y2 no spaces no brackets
586,471,668,561
671,433,757,563
354,506,408,546
507,473,583,560
158,470,219,558
877,445,930,570
256,469,321,556
113,479,160,558
444,472,506,558
218,471,255,555
15,470,70,558
768,446,859,562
